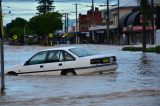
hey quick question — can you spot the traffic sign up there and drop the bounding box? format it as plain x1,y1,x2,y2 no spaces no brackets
49,33,53,38
13,35,18,40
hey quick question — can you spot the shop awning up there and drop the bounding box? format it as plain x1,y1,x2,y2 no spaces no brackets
127,11,140,25
119,12,132,27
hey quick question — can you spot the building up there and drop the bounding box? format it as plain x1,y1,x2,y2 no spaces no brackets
79,7,103,43
89,6,136,44
88,0,160,45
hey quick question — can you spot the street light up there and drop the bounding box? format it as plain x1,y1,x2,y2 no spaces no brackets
0,0,5,93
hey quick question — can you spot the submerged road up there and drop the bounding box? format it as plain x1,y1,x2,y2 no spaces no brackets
1,44,160,106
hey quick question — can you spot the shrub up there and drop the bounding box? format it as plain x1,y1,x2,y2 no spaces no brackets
122,45,160,53
146,47,156,52
156,45,160,53
122,46,142,51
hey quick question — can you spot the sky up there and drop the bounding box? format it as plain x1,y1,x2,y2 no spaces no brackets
2,0,139,25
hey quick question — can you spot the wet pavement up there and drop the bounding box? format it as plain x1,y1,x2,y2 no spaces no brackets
1,44,160,106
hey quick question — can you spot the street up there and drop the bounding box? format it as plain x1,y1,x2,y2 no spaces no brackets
1,44,160,106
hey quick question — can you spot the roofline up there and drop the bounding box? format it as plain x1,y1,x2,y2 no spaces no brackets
101,6,138,12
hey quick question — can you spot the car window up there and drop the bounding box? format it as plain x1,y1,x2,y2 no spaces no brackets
47,50,62,62
63,51,75,61
29,51,47,65
69,47,100,57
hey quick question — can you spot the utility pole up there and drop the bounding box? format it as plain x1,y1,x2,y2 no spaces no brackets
117,0,120,45
66,13,69,33
91,0,95,43
74,3,78,44
23,26,25,45
64,13,67,33
106,0,110,44
151,0,154,44
0,0,5,93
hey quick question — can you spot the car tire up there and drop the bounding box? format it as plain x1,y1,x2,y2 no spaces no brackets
7,71,17,76
61,69,77,76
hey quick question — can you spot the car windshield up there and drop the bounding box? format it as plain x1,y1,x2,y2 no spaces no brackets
69,47,100,57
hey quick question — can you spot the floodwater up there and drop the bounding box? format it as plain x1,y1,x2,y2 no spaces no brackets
1,44,160,106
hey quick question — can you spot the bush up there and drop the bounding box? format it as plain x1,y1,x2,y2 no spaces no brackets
146,47,156,52
122,46,142,51
122,45,160,53
156,45,160,53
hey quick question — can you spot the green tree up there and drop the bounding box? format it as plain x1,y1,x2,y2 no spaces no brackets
138,0,152,52
29,12,63,45
6,17,33,43
36,0,54,14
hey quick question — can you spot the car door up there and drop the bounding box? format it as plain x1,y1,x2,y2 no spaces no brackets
44,50,64,75
62,51,76,69
21,51,47,74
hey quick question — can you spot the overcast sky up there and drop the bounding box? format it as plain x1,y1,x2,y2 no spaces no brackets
2,0,140,25
3,0,107,3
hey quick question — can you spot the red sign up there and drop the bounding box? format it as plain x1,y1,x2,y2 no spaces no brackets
123,25,156,32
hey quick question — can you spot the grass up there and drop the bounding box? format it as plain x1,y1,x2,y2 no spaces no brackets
122,45,160,53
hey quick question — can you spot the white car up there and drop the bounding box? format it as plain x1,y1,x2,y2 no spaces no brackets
5,46,118,75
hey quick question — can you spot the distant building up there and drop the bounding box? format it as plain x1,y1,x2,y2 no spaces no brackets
79,7,102,33
89,2,160,45
79,7,103,43
89,6,136,44
77,0,160,45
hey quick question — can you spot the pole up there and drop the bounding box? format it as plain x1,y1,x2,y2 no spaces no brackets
151,0,154,44
117,0,120,45
64,13,67,33
75,3,78,44
23,26,25,45
0,0,5,93
66,13,68,33
91,0,95,43
106,0,110,44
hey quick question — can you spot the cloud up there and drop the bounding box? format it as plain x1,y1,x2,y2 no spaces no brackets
3,0,100,3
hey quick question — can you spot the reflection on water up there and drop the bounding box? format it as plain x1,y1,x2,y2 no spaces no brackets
136,53,160,77
1,45,160,106
138,53,152,75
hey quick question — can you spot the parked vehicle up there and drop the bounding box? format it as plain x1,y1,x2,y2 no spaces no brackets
5,46,118,75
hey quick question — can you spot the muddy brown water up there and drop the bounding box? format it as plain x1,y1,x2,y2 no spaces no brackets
1,44,160,106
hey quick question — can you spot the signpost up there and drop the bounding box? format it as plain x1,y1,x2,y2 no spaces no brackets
13,35,18,40
0,0,5,93
49,33,53,46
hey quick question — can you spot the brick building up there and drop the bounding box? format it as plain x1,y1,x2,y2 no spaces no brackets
79,7,102,33
78,8,103,43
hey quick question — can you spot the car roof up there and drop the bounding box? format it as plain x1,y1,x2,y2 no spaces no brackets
41,46,79,52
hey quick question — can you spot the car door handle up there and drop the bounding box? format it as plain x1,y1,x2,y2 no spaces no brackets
40,65,44,68
59,63,62,66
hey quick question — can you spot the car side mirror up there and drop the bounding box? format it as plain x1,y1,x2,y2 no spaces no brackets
24,60,30,65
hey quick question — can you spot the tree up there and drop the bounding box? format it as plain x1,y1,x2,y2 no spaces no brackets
36,0,54,14
6,17,33,43
29,12,63,45
138,0,152,52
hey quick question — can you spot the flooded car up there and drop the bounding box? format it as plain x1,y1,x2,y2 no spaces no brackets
5,46,118,75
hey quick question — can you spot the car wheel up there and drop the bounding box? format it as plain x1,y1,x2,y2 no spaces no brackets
61,69,77,76
7,71,17,76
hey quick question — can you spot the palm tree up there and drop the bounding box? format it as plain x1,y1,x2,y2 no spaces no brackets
138,0,152,52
